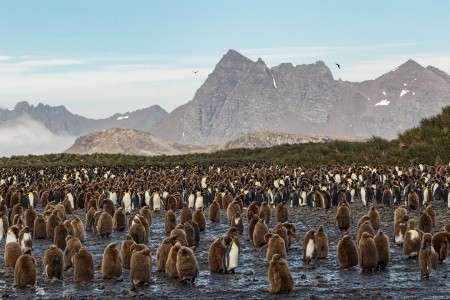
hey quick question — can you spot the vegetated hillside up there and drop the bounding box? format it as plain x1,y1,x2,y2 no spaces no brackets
1,106,449,167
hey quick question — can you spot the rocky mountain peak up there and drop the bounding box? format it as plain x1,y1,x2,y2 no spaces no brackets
14,101,31,111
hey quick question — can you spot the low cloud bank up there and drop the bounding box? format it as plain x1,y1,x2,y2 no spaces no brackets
0,116,76,157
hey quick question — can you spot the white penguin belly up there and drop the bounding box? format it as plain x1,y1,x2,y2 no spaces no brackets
227,243,239,270
306,239,315,259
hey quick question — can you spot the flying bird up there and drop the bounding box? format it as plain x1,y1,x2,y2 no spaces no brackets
335,63,340,69
193,70,199,74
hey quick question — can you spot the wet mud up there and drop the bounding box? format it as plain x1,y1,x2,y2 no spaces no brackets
1,200,450,299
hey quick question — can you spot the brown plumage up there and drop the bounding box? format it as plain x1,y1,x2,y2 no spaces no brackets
276,202,288,223
170,225,188,247
164,210,177,233
337,235,358,269
85,207,96,232
358,232,378,270
112,207,126,231
4,242,22,268
139,206,152,226
259,233,286,262
431,231,450,261
208,200,221,222
156,237,175,272
183,221,195,247
54,224,68,251
394,206,408,225
96,211,113,237
64,235,82,270
336,202,351,231
403,220,423,257
253,218,269,247
418,211,432,233
208,238,227,273
64,220,75,236
180,202,192,225
100,199,116,217
24,207,37,233
166,242,181,278
260,202,271,225
70,216,85,242
268,254,294,294
192,208,206,231
246,201,260,222
102,243,122,279
425,204,436,229
44,244,64,279
120,234,136,269
14,254,36,287
408,191,419,210
34,214,47,239
248,215,260,241
394,214,410,246
271,223,289,251
130,248,152,285
357,220,374,243
73,248,95,283
176,246,199,284
374,230,390,268
303,230,317,261
357,215,371,229
367,206,380,230
129,218,146,244
230,212,244,235
419,234,438,278
226,200,241,222
46,210,62,239
315,225,329,259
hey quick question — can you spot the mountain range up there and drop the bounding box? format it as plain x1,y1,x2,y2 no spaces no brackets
2,49,450,155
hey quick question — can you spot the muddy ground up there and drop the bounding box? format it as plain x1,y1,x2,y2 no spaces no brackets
1,199,450,300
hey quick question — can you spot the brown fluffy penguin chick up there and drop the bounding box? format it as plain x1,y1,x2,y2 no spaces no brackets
85,207,96,232
208,238,227,273
444,221,450,233
129,218,146,244
46,210,62,239
165,242,182,278
4,242,22,268
156,237,175,272
431,231,450,261
367,205,380,230
425,204,436,229
44,244,64,279
54,223,68,251
96,211,113,237
276,202,288,223
14,254,36,287
226,200,241,222
130,248,152,285
208,200,221,222
260,201,272,225
336,202,351,231
357,220,374,243
246,201,260,222
176,246,199,284
71,215,85,242
315,225,329,259
64,220,75,237
24,207,37,233
102,243,122,279
33,214,47,240
180,202,192,225
358,232,378,271
303,230,317,261
139,206,152,226
73,248,94,283
394,206,408,225
192,208,206,231
170,225,188,247
271,223,289,251
259,233,286,262
120,234,136,269
64,235,82,270
374,230,390,268
283,223,300,249
394,214,410,246
337,235,359,269
164,210,177,233
418,211,433,233
230,212,244,235
101,199,115,217
113,207,126,231
408,191,419,210
268,254,294,294
419,234,438,279
253,218,269,247
183,221,195,247
403,220,423,258
248,215,260,241
357,215,371,229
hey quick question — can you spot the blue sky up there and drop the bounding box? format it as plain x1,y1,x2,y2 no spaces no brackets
1,0,449,118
